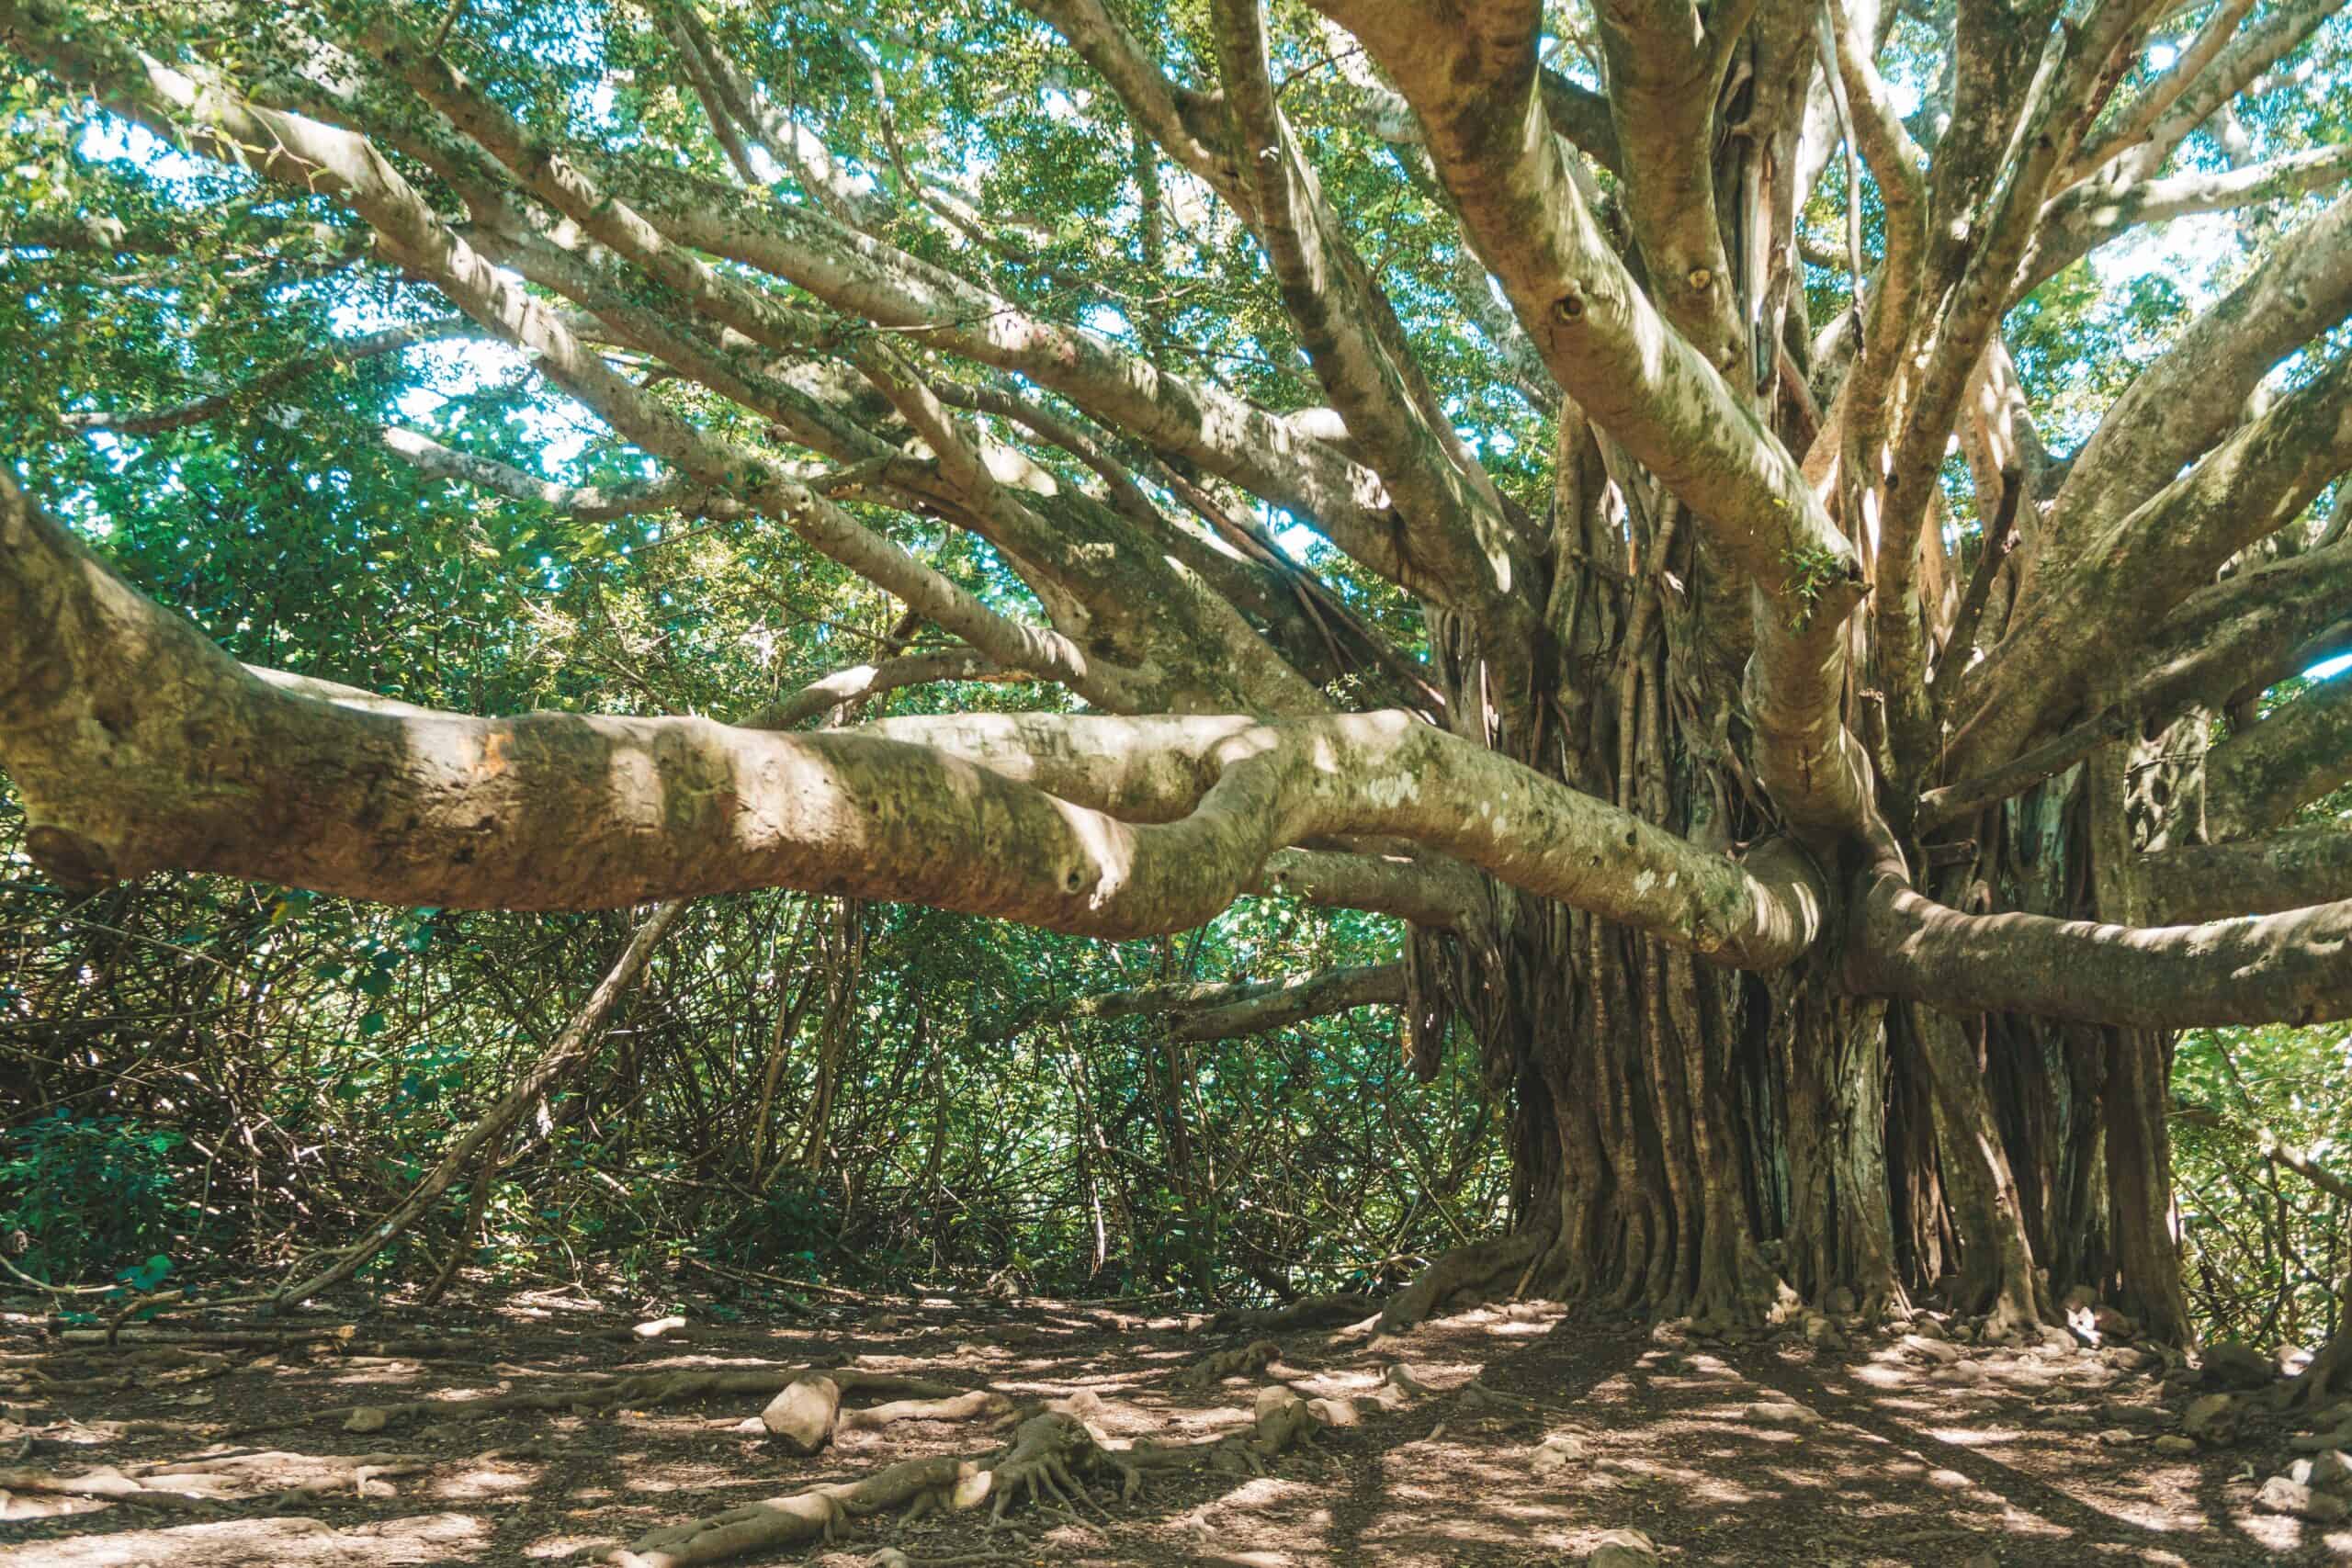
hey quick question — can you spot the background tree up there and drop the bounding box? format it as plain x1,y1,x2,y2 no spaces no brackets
0,0,2348,1380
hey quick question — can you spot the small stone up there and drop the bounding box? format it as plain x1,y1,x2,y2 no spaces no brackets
1960,1553,1998,1568
2153,1435,2196,1456
1747,1400,1822,1427
2181,1393,2239,1445
1912,1317,1951,1342
1532,1431,1589,1476
2099,1400,2165,1427
1804,1314,1847,1351
1586,1527,1658,1566
2090,1305,2138,1341
2041,1411,2095,1432
2097,1427,2143,1446
1825,1287,1858,1316
2100,1345,2160,1372
2288,1450,2352,1491
2257,1474,2350,1522
1904,1334,1962,1365
2199,1342,2277,1391
342,1405,389,1434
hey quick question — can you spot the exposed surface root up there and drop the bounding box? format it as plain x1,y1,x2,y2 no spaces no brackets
616,1388,1324,1566
247,1360,863,1436
2283,1328,2351,1411
1373,1233,1540,1335
1172,1338,1280,1389
1208,1293,1379,1334
762,1371,997,1454
0,1450,433,1514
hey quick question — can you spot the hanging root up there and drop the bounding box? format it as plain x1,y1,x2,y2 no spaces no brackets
1172,1338,1280,1390
616,1393,1327,1567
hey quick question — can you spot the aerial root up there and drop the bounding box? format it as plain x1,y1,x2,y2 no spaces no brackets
614,1394,1326,1567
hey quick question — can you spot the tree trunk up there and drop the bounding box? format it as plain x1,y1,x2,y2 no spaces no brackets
1380,419,2191,1337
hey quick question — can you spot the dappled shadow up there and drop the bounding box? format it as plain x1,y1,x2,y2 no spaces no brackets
0,1297,2336,1567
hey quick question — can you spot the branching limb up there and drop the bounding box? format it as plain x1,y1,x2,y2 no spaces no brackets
1016,963,1407,1043
1846,874,2352,1026
2138,827,2352,924
2204,672,2352,842
1208,0,1535,637
379,428,723,522
2065,0,2342,188
741,650,1020,732
2048,192,2352,550
2019,141,2352,300
0,466,1823,963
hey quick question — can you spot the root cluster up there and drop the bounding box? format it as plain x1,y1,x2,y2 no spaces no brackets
617,1390,1325,1567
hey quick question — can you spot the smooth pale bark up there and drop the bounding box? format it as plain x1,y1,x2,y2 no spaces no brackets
2046,193,2352,553
2018,142,2352,302
1847,875,2352,1027
2204,675,2352,843
741,651,1019,732
1306,0,1878,844
0,468,1822,964
1166,963,1408,1041
1208,0,1534,639
2138,828,2352,925
1952,347,2352,774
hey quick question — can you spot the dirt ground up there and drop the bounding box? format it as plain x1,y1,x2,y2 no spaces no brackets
0,1280,2346,1567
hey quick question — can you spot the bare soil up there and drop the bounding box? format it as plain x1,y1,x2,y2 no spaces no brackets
0,1283,2344,1566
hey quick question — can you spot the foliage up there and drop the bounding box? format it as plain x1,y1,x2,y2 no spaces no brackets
2172,1024,2350,1351
0,1111,187,1284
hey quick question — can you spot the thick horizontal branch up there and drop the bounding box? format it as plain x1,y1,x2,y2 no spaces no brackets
1847,874,2352,1027
1251,845,1487,932
1166,963,1406,1042
1014,963,1406,1042
2137,827,2352,924
0,468,1822,964
2205,672,2352,842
